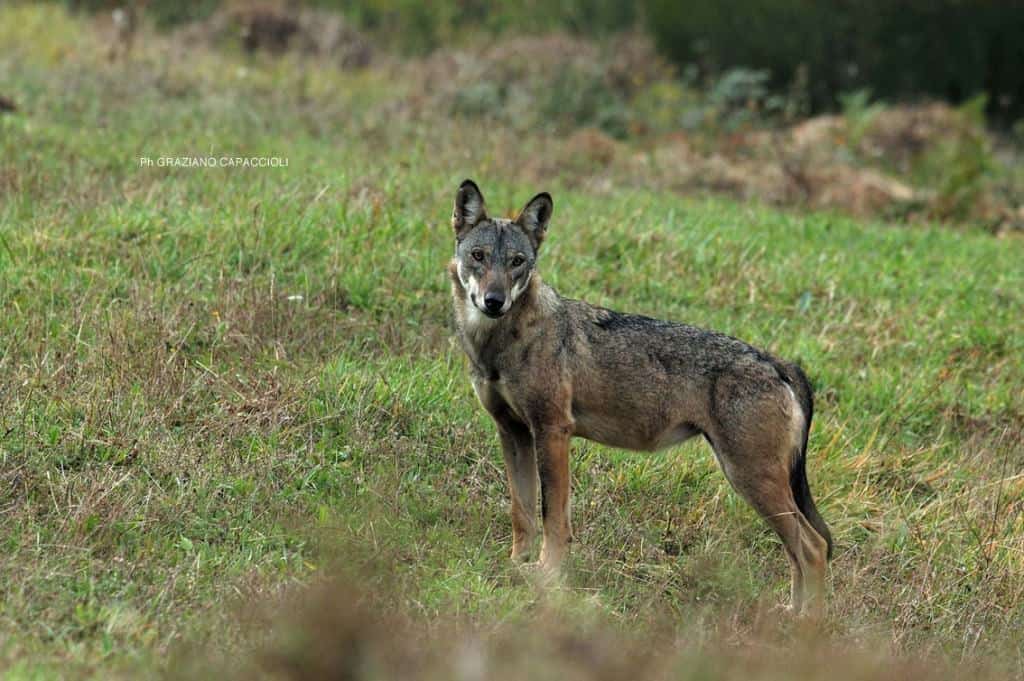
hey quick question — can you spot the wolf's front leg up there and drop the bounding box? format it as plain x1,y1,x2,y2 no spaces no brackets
496,420,538,562
535,426,573,574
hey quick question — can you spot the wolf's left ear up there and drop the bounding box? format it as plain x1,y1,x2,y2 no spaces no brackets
453,179,488,239
515,192,553,249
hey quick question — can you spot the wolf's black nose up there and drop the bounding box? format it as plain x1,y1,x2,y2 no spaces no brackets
483,292,505,313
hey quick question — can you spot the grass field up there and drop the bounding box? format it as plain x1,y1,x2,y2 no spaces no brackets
1,5,1023,679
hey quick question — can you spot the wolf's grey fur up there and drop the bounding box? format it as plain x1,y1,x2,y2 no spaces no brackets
449,179,832,614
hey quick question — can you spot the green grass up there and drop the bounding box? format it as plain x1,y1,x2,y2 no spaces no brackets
1,5,1023,679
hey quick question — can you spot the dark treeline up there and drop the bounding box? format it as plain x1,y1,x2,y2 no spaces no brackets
646,0,1024,124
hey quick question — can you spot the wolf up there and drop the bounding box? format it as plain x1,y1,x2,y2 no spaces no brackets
448,179,832,614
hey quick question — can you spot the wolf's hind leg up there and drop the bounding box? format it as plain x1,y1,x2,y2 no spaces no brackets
712,411,831,614
748,487,828,616
709,372,829,614
712,442,828,615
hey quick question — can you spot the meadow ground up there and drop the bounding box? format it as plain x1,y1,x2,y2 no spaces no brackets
1,5,1022,679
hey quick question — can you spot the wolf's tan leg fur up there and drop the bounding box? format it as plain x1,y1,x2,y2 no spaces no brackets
496,420,538,562
755,494,828,616
535,427,573,573
723,468,828,616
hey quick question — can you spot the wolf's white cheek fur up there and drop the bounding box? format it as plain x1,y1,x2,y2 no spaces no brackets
509,272,532,304
457,261,481,299
458,261,496,334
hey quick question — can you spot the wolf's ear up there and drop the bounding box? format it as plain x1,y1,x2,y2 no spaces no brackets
452,179,488,238
515,192,553,249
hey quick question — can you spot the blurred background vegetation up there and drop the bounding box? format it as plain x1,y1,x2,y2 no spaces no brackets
49,0,1024,232
62,0,1024,122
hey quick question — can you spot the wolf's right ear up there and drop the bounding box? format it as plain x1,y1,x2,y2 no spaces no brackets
452,179,488,239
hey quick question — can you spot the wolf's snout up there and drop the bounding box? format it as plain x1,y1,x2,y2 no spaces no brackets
483,292,505,314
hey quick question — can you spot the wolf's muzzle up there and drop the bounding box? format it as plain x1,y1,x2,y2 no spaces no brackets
483,291,506,317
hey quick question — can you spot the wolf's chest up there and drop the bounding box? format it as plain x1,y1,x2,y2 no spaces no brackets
471,373,529,422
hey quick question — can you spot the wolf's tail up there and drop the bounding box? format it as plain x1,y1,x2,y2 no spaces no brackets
781,362,833,561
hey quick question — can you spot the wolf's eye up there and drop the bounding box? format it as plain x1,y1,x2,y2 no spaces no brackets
471,249,485,262
511,255,525,267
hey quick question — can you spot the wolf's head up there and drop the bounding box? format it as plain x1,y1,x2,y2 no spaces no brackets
451,179,553,319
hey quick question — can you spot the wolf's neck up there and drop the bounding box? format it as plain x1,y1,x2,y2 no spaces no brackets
529,276,560,316
460,298,502,342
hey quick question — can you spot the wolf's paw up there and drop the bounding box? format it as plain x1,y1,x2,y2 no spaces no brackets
510,546,533,564
768,601,823,623
518,560,562,588
765,602,800,620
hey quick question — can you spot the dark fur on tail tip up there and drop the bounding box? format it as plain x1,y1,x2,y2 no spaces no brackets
784,363,834,561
